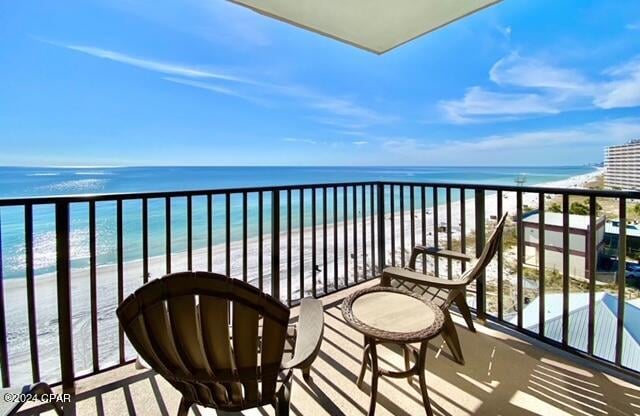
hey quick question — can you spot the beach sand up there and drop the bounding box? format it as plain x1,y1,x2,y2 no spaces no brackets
4,169,603,384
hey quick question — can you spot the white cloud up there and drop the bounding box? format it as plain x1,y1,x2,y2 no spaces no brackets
101,0,271,48
441,52,640,123
595,58,640,109
497,25,512,40
440,87,561,123
163,77,271,105
282,138,317,144
490,53,589,91
308,96,395,125
352,141,368,145
268,85,396,126
47,41,395,128
626,22,640,31
334,130,367,137
62,44,255,84
381,118,640,164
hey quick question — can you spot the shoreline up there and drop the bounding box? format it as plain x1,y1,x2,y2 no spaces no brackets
2,168,603,383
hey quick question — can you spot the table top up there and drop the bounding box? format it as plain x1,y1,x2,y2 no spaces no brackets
341,286,444,343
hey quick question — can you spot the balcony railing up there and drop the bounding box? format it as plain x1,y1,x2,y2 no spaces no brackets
0,181,639,391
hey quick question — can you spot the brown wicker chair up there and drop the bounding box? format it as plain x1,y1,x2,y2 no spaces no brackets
117,271,324,416
381,213,507,365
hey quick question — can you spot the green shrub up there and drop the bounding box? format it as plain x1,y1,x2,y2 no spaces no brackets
549,202,562,213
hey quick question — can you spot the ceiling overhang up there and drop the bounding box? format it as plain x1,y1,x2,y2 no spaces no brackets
229,0,501,54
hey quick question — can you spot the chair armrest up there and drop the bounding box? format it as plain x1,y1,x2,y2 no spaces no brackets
382,267,467,289
282,298,324,371
408,245,474,269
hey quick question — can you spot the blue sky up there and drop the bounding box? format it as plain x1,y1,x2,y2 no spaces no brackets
1,0,639,166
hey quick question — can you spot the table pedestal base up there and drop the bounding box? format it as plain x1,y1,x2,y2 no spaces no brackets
357,336,433,416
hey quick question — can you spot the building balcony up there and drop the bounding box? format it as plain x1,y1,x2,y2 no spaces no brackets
2,180,640,415
21,280,640,416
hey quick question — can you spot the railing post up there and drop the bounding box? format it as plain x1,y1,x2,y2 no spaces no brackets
376,183,386,275
615,198,626,366
475,190,486,321
271,190,281,301
0,209,9,387
55,202,74,392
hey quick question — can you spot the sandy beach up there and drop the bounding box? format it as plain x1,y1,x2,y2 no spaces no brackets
3,168,603,384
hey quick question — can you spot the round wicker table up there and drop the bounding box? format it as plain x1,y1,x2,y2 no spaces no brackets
341,286,445,416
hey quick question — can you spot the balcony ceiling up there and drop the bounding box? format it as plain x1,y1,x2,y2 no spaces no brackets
228,0,501,54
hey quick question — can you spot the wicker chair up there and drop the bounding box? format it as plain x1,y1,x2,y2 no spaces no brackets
381,213,507,365
117,272,324,416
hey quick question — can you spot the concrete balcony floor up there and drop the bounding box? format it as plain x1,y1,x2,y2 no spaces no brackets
26,280,640,416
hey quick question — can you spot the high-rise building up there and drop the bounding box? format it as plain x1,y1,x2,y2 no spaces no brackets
605,139,640,190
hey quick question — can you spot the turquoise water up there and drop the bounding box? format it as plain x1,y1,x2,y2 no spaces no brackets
0,166,594,278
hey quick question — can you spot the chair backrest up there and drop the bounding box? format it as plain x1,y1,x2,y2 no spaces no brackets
117,272,290,411
461,212,508,285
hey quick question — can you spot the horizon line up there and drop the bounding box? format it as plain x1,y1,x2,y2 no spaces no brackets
0,163,602,169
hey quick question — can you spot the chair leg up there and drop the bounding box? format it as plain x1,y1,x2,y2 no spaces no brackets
453,292,476,332
302,366,311,382
276,381,291,416
177,397,192,416
441,309,465,365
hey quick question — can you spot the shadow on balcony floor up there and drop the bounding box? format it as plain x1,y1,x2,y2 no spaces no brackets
23,283,640,416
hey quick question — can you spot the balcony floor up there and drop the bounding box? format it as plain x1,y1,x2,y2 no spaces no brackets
31,280,640,416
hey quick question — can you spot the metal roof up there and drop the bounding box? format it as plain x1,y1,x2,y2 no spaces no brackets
605,221,640,238
515,292,640,371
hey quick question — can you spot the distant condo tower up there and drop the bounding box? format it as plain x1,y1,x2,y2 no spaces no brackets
605,139,640,190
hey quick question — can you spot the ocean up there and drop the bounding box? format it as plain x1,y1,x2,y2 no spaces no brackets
0,166,594,279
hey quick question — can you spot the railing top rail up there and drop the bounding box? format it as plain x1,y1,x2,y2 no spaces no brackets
0,179,638,206
381,180,640,199
0,181,379,206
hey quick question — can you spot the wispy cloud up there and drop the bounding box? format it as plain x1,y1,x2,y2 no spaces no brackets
440,87,562,124
595,57,640,109
333,130,367,137
101,0,271,48
163,77,271,105
307,97,396,125
47,40,394,129
61,43,255,84
489,53,589,91
626,22,640,30
352,141,368,145
441,52,640,123
282,138,317,144
497,25,512,40
381,118,640,164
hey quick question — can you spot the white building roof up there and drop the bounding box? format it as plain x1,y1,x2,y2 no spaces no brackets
605,221,640,238
514,292,640,371
229,0,501,54
523,212,593,230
